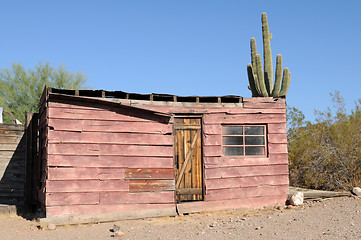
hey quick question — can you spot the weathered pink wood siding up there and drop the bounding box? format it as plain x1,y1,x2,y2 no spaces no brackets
202,98,288,209
138,97,288,210
45,99,175,217
42,92,288,217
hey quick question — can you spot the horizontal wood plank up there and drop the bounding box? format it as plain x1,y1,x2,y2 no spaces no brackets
203,145,221,157
204,113,286,124
0,124,24,131
205,164,289,179
268,134,288,144
268,123,287,134
268,143,288,154
129,179,175,192
100,191,174,204
176,188,202,195
204,154,288,167
48,143,173,156
46,192,100,206
48,167,125,180
46,203,176,217
48,131,172,145
206,184,289,201
48,119,172,134
47,155,174,168
203,125,221,135
0,143,26,151
206,174,289,190
46,180,129,192
203,134,221,145
49,107,152,122
125,168,174,180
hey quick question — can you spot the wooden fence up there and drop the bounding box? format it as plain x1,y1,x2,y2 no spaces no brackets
0,124,26,205
0,113,39,207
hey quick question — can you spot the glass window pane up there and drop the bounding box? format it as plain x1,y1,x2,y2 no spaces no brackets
245,136,265,145
223,147,244,156
223,126,243,135
245,147,265,155
245,126,264,135
223,136,243,145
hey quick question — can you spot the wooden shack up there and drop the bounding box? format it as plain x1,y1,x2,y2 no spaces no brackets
37,87,288,219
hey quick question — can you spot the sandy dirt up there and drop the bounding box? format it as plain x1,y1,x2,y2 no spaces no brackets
1,196,361,240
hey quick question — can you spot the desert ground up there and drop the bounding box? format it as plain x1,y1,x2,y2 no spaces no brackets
1,196,361,240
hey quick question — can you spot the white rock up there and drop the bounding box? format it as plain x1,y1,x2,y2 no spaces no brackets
47,223,56,230
351,187,361,196
289,192,304,206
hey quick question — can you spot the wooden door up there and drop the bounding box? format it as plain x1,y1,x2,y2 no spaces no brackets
174,117,203,202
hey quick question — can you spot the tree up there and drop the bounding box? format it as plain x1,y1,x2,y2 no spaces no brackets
0,62,88,123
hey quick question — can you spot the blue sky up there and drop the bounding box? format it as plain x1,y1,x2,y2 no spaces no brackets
1,0,361,122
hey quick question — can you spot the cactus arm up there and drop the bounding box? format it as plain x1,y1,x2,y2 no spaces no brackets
279,68,291,97
261,12,273,95
247,64,260,97
272,54,283,97
255,54,268,97
250,38,257,71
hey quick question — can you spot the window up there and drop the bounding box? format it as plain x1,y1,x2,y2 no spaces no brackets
222,125,267,156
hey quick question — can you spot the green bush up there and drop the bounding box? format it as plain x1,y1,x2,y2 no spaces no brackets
288,92,361,191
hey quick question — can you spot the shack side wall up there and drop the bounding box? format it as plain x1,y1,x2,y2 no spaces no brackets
45,99,175,217
38,87,49,211
44,96,288,217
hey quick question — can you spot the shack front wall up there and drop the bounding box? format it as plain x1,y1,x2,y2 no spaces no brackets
43,95,288,217
127,97,289,212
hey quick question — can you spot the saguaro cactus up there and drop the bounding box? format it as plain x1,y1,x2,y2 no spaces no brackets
247,12,291,98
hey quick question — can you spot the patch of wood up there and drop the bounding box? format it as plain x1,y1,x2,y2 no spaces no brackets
125,168,174,180
129,179,175,192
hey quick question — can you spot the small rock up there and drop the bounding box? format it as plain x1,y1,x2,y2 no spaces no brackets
47,223,56,230
209,222,217,227
113,225,120,232
114,230,125,237
289,192,304,206
351,187,361,196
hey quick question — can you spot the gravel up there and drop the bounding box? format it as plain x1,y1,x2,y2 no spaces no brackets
1,196,361,240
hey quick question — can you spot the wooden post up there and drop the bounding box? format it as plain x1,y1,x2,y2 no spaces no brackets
25,112,39,207
25,112,33,206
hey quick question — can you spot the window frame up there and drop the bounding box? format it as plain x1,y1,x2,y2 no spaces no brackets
222,124,267,157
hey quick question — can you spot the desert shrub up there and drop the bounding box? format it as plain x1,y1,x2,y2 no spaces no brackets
288,92,361,190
